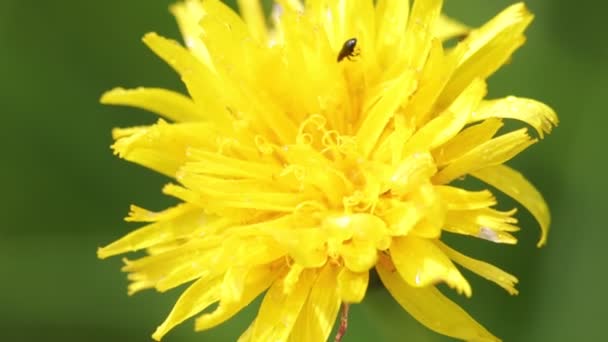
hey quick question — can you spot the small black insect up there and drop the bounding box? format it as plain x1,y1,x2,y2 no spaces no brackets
337,38,359,62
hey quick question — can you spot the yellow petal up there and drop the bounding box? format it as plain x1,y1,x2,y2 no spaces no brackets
303,0,342,50
356,70,418,158
144,240,186,256
408,182,445,237
403,0,442,70
405,39,450,126
250,269,317,341
281,144,352,207
433,128,536,184
195,263,283,331
390,152,437,196
97,205,202,259
435,186,496,211
385,113,415,165
473,97,558,139
101,87,200,123
403,78,486,157
125,203,194,223
218,267,246,302
440,3,533,107
220,264,272,304
237,0,269,44
382,199,423,236
444,208,519,244
433,118,503,166
282,263,304,295
161,184,207,211
410,218,443,239
177,173,293,196
471,164,550,246
184,148,284,182
390,236,471,296
199,0,279,133
199,0,252,70
122,238,223,294
268,228,328,268
170,0,214,68
138,234,251,278
111,120,219,177
142,32,206,79
436,14,471,41
324,213,389,251
457,3,532,64
437,241,519,295
152,275,223,341
374,0,410,67
337,268,369,303
177,173,313,213
111,123,177,177
288,264,341,342
377,255,499,342
142,32,231,127
155,235,283,292
340,240,378,273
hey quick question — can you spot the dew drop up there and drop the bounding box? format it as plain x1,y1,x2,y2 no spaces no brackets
335,215,351,228
185,37,196,49
271,3,283,19
478,226,499,242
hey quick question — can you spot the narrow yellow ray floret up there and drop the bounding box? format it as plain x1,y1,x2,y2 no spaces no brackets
99,0,558,341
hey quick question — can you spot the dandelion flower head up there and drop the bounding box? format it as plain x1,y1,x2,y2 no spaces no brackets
98,0,558,341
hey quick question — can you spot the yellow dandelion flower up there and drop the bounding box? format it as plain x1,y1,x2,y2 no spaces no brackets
98,0,558,341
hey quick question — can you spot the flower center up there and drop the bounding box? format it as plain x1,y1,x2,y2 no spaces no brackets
259,112,420,272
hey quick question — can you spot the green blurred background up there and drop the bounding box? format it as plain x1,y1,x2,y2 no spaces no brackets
1,0,605,341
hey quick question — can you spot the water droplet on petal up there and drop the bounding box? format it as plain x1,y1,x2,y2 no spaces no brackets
478,226,499,242
185,37,196,49
271,3,283,19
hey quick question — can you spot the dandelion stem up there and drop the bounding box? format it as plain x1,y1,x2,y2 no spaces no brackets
335,303,350,342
